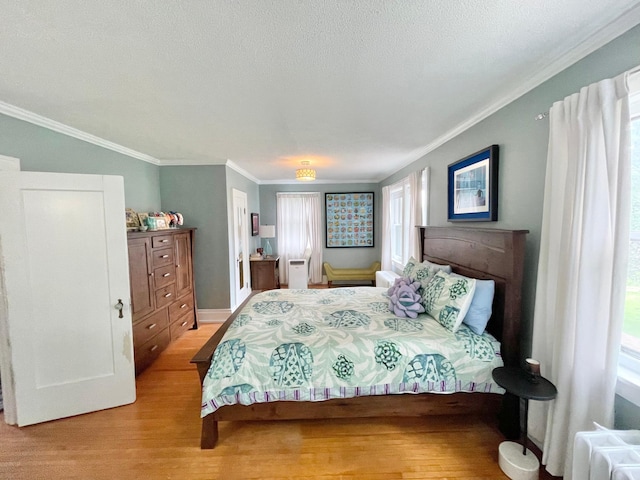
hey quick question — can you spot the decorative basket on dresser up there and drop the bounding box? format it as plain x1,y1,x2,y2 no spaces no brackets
127,228,198,375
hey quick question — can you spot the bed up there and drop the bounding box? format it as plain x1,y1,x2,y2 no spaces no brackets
191,226,528,449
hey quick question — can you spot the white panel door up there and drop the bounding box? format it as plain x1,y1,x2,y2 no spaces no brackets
0,172,135,426
232,189,251,308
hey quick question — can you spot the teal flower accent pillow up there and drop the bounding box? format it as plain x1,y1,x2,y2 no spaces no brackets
423,271,476,332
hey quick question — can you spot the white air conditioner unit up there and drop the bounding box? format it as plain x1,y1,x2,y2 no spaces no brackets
288,247,312,289
288,259,308,289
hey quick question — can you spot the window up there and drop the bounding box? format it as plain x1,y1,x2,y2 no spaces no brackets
619,86,640,406
386,169,429,272
390,179,411,270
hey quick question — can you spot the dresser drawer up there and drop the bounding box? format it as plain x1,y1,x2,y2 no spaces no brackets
155,284,176,309
169,292,194,322
170,310,195,340
133,309,169,347
153,264,176,289
152,234,174,249
134,327,170,376
151,247,174,268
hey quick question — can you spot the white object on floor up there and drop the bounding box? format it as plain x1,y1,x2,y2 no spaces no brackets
613,465,640,480
375,270,400,288
591,446,640,480
498,441,539,480
288,259,308,289
288,247,312,289
573,429,640,479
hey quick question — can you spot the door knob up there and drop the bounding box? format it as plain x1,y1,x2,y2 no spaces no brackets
115,299,124,318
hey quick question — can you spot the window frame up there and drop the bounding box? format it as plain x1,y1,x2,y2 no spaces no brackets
389,184,404,269
389,179,411,272
617,74,640,407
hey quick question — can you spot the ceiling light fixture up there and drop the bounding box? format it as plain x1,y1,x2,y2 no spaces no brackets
295,161,316,181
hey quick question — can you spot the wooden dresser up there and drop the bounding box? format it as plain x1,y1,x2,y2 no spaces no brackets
127,228,198,375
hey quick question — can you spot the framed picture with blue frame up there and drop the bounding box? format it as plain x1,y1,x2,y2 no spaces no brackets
447,145,499,222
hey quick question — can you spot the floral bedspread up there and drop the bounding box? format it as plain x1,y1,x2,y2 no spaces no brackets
201,287,504,417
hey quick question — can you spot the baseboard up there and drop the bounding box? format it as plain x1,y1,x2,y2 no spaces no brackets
197,309,231,323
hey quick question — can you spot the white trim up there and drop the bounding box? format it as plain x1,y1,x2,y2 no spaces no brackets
197,309,231,323
276,191,322,196
617,80,640,407
225,160,261,184
389,6,640,178
158,158,226,166
617,352,640,407
629,68,640,93
0,155,20,171
0,101,161,165
261,178,381,185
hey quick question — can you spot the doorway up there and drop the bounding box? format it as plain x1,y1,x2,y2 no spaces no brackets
231,189,251,309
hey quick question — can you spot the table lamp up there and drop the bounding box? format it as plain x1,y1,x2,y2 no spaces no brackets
259,225,275,257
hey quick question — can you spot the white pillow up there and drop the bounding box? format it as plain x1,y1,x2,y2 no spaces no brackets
423,270,476,332
401,257,421,277
402,257,452,291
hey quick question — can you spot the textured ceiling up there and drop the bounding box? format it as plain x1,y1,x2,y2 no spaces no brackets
1,1,640,183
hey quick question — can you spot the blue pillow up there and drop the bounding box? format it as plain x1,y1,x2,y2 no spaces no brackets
462,279,495,335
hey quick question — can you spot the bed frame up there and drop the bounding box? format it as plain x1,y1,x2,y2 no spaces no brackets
191,226,528,448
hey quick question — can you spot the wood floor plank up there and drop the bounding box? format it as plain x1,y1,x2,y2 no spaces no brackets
0,323,560,479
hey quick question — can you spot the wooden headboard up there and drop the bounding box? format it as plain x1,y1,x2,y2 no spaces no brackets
419,226,528,367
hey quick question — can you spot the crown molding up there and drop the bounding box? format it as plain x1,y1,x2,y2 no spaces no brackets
260,178,382,185
225,160,261,184
386,5,640,181
157,158,226,166
0,101,161,165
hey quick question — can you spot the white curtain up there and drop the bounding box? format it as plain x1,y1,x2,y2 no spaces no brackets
380,168,429,272
381,185,392,271
529,72,631,479
408,169,429,260
276,192,323,285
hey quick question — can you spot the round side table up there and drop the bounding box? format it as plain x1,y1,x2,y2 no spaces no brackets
492,366,557,480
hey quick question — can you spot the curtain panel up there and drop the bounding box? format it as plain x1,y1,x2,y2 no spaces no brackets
276,192,323,285
529,71,631,478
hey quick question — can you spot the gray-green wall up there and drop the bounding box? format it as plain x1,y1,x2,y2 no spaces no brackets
379,24,640,428
259,183,381,270
0,114,161,211
159,165,231,309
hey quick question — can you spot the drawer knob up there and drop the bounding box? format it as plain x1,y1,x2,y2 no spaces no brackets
180,303,187,309
160,239,168,243
163,273,171,277
161,254,169,259
150,345,159,352
181,321,188,327
147,323,156,330
164,293,172,298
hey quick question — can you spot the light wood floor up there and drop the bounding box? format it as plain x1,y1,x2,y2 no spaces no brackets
0,322,559,480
